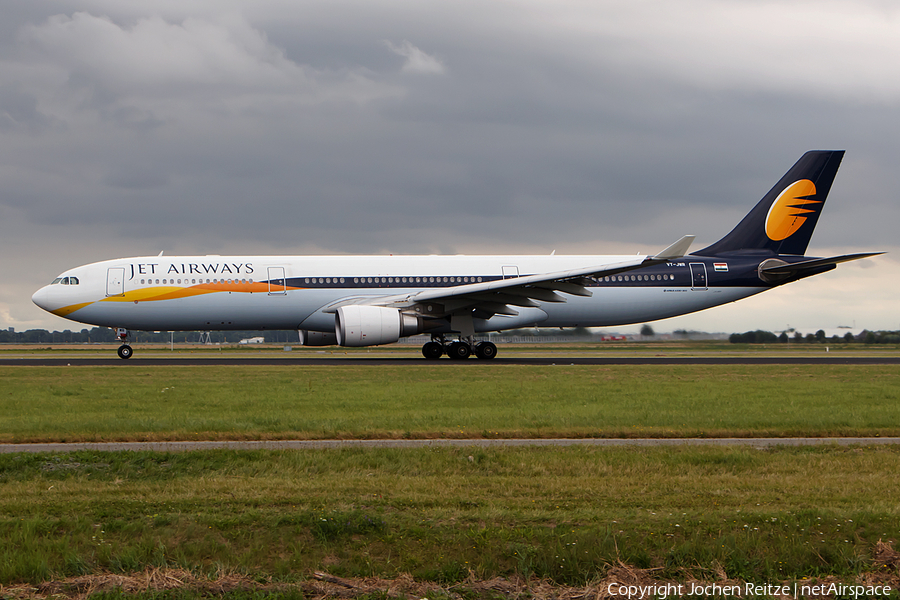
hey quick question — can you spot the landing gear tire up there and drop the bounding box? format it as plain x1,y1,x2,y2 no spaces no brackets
117,345,133,360
474,341,497,360
447,341,471,360
422,341,444,360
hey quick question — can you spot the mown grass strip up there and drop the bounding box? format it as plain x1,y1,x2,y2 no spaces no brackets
2,365,900,442
0,445,899,586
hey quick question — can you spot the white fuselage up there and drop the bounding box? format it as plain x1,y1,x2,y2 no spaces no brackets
32,254,763,334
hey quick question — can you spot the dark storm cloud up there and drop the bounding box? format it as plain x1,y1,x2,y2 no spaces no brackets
2,0,898,330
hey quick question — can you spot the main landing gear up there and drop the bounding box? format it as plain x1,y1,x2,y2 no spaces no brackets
115,328,133,360
422,335,497,360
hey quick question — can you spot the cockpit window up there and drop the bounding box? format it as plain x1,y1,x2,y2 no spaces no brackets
52,276,80,285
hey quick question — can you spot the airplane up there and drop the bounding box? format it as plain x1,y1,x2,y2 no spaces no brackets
32,150,881,360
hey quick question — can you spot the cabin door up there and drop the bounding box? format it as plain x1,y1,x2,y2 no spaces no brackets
267,267,287,295
689,263,708,290
502,265,519,279
106,267,125,297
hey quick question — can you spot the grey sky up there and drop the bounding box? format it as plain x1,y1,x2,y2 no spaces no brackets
2,0,897,334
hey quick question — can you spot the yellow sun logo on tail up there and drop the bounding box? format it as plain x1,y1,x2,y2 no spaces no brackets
765,179,821,241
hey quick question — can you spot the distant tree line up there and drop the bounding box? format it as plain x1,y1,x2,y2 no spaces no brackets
491,327,595,339
0,328,301,344
5,326,603,344
4,326,898,345
729,330,900,344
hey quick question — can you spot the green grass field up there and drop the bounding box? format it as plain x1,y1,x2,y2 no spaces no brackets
2,358,900,597
1,365,899,442
1,445,899,588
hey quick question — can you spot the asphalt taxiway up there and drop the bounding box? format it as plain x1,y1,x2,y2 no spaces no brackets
1,355,899,366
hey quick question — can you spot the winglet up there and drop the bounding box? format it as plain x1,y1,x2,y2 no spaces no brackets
651,235,695,261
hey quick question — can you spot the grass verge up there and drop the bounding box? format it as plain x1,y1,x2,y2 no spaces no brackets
1,445,899,588
2,365,900,442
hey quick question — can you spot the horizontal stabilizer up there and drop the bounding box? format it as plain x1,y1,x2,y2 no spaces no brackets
760,252,884,275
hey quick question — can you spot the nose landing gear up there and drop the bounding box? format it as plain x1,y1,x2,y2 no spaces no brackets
115,328,133,360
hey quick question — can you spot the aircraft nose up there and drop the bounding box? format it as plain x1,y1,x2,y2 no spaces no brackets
32,286,51,311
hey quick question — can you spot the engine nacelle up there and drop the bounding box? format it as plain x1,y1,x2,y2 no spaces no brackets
335,305,422,347
298,330,338,346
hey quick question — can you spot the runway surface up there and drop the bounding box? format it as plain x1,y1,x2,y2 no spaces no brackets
2,355,899,366
3,437,899,453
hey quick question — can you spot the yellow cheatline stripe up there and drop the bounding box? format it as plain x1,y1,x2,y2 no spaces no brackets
101,286,208,303
100,281,286,303
51,302,94,318
52,282,305,315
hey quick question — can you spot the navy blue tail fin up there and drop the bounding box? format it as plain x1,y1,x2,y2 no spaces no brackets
694,150,844,257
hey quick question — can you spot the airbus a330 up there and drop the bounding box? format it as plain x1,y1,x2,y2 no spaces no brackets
32,150,880,360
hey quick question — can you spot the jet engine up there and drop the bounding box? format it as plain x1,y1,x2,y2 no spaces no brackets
335,305,423,347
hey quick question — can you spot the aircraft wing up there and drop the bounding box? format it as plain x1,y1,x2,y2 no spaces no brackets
330,235,695,319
